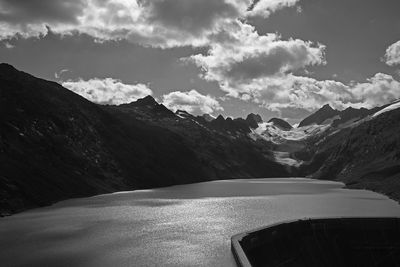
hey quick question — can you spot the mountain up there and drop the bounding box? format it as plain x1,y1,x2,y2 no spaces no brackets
0,64,289,215
298,104,340,127
298,104,400,201
201,113,215,122
118,95,176,119
208,114,260,134
250,100,400,202
0,63,211,215
246,113,263,129
331,107,379,127
1,63,399,215
268,118,292,131
299,104,382,129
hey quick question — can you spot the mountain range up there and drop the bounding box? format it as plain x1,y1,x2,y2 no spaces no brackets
1,63,399,215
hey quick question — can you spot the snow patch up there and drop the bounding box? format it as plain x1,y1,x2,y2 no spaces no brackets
251,122,330,144
273,151,303,167
373,101,400,117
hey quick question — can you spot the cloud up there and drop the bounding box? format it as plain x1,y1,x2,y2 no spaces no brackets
54,69,69,79
247,0,299,18
0,0,242,46
384,40,400,66
162,89,223,114
0,0,85,24
0,0,85,39
182,19,400,114
221,72,400,113
143,0,240,34
350,73,400,108
0,0,300,48
62,78,153,105
3,41,13,48
187,20,325,96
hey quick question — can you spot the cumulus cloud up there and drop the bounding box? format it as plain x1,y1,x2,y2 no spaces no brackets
189,24,324,85
384,40,400,66
62,78,153,105
235,74,353,111
247,0,299,18
216,72,400,112
187,20,325,97
162,89,223,114
7,0,395,116
143,0,240,34
182,19,399,113
0,0,300,47
351,73,400,108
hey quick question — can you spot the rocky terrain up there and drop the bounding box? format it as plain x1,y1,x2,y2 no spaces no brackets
299,103,400,202
245,100,400,202
1,63,399,215
0,64,287,215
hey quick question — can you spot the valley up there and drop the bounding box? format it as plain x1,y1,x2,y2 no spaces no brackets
1,63,400,216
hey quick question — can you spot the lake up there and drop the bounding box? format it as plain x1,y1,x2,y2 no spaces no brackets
0,178,399,266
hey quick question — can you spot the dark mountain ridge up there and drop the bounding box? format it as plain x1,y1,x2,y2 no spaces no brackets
0,64,288,215
268,118,292,131
298,104,340,127
1,64,400,216
297,103,400,201
299,104,381,128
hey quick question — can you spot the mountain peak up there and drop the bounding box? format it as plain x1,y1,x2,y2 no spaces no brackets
0,63,17,71
216,114,225,121
245,113,263,129
131,95,158,106
246,113,263,123
299,104,340,127
201,114,215,122
0,63,22,79
321,104,334,110
268,118,292,131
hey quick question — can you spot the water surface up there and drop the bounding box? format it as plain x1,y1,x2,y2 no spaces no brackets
0,178,399,266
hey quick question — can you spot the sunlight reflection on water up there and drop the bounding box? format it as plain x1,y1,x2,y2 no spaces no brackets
0,178,399,266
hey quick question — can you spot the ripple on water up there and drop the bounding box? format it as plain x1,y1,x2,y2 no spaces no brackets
0,178,399,267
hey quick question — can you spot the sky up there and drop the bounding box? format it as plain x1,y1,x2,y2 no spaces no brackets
1,0,400,123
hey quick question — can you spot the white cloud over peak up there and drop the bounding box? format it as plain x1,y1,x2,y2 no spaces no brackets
384,40,400,66
162,89,223,114
219,72,400,112
62,78,153,105
350,73,400,108
184,20,400,113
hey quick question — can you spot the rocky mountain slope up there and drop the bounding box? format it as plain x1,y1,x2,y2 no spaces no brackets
268,118,292,131
0,64,288,215
247,100,400,202
1,63,399,215
298,103,400,201
298,104,340,127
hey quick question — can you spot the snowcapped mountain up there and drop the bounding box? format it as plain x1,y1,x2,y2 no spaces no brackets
251,122,330,143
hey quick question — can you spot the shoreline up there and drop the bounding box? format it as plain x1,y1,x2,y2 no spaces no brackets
2,176,399,218
344,182,400,205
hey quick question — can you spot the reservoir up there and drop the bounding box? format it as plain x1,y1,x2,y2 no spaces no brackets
0,178,399,266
